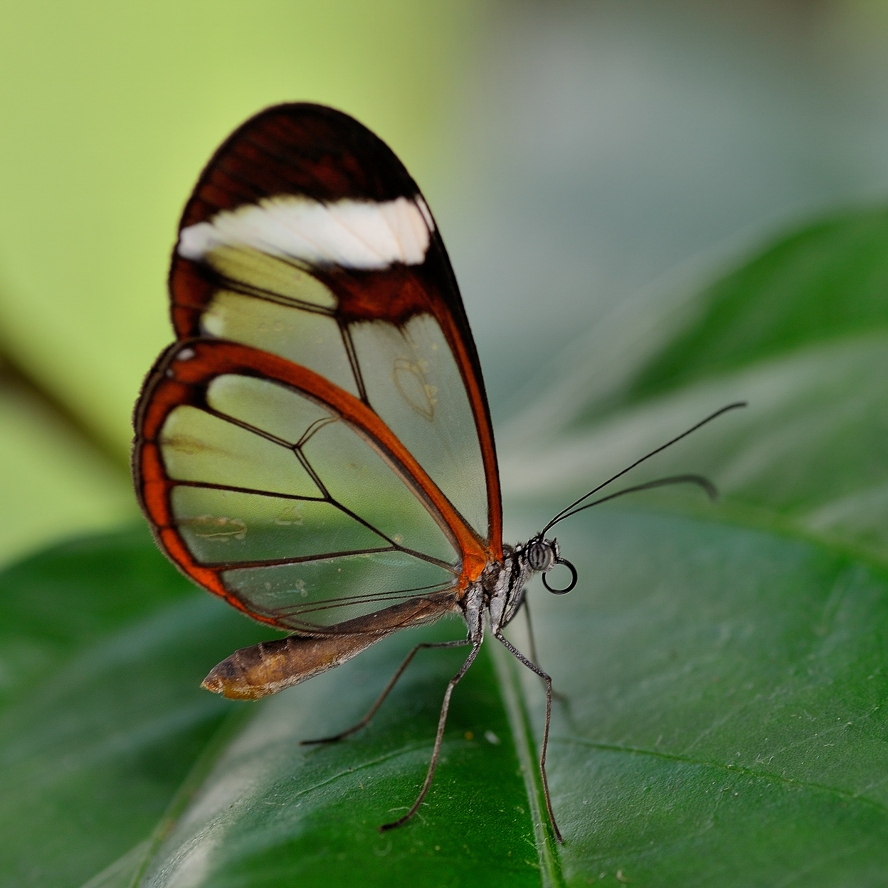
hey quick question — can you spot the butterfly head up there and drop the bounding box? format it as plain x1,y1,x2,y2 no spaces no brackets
522,536,578,596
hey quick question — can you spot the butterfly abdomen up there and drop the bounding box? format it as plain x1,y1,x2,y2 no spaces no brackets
201,592,461,699
201,633,382,700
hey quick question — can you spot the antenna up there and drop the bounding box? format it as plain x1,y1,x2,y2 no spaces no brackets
546,473,716,530
541,401,746,535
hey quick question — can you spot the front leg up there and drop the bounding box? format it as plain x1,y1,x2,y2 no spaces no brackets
494,630,563,844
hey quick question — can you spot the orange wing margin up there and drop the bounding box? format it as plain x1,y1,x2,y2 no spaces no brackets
133,339,491,628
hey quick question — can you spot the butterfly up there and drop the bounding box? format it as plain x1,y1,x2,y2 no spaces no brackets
133,103,742,841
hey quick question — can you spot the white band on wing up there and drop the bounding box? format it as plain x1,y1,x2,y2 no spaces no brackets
178,195,433,270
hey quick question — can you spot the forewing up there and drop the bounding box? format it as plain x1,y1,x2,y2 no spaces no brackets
167,103,501,548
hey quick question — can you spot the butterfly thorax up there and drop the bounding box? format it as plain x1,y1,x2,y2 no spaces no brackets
464,537,560,639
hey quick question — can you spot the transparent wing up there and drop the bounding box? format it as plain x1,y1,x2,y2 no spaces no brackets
134,340,490,632
167,104,501,547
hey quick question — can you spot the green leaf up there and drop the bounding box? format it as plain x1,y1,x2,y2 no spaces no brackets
0,531,254,887
628,208,888,401
2,208,888,885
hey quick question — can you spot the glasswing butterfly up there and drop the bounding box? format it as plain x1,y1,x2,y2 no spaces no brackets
133,103,743,840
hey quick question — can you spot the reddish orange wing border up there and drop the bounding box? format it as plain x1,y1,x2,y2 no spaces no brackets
134,340,493,629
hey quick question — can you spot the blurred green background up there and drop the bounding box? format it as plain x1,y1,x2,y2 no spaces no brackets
3,0,888,567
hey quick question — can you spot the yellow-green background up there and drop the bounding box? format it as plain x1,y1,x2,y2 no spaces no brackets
0,1,481,562
3,0,888,567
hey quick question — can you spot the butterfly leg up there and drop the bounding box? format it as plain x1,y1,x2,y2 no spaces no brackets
380,633,483,832
494,631,564,843
522,599,568,704
301,636,474,745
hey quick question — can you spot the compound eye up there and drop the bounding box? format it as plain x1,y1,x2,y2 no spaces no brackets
527,540,554,572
